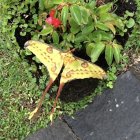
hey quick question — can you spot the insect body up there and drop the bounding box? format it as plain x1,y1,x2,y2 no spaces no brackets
24,40,106,120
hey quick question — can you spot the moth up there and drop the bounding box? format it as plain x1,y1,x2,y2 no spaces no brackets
24,40,106,120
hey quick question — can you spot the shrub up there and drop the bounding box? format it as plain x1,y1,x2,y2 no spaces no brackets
1,0,133,66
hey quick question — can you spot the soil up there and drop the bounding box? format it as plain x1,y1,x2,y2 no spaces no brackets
14,0,137,103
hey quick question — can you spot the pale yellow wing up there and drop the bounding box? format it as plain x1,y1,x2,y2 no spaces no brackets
60,56,106,84
24,40,63,81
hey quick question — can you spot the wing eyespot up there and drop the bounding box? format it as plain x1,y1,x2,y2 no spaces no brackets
81,62,88,68
51,63,57,72
47,47,53,53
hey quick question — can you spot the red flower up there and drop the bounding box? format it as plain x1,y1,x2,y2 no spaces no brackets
45,17,53,25
50,9,56,17
52,18,61,28
45,9,61,28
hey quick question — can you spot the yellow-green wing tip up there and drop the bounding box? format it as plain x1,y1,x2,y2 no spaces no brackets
103,73,107,79
24,40,31,48
24,40,38,48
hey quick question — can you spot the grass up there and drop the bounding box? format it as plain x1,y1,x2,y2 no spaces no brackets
0,47,56,139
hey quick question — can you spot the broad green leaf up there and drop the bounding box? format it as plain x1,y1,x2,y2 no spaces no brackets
61,6,69,27
65,0,77,3
125,10,134,17
86,43,95,56
99,13,115,22
65,42,73,49
96,22,109,31
88,1,96,8
113,43,122,63
70,5,82,25
25,49,32,55
20,31,26,36
69,18,79,27
82,24,94,35
39,27,53,36
70,26,80,34
90,32,102,42
95,30,113,41
33,56,41,63
91,42,105,62
105,22,116,34
52,0,63,4
39,0,45,11
114,19,124,30
105,44,113,65
52,31,59,44
96,3,112,15
89,30,114,42
75,33,86,42
80,6,89,24
126,18,135,28
44,0,54,9
67,33,75,43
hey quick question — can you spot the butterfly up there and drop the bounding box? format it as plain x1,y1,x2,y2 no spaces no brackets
24,40,106,120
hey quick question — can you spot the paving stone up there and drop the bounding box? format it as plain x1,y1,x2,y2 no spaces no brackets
130,62,140,80
65,70,140,140
26,119,78,140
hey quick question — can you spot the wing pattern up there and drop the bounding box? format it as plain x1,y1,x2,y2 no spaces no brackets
60,57,106,83
25,40,63,81
24,40,106,121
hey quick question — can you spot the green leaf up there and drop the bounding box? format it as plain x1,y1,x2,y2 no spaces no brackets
25,49,32,55
82,24,94,35
52,0,63,4
96,3,112,15
105,44,113,65
67,33,75,43
105,22,116,34
90,32,102,42
75,33,86,42
61,6,69,27
65,0,77,3
32,56,41,63
126,18,135,28
70,26,80,34
96,22,109,31
86,43,95,56
99,13,115,22
44,0,54,9
113,43,122,64
39,0,45,11
39,27,53,36
96,30,113,41
90,42,105,62
80,6,89,24
125,10,134,17
69,18,79,27
70,5,82,25
52,31,59,44
88,1,96,8
114,19,124,30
